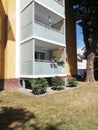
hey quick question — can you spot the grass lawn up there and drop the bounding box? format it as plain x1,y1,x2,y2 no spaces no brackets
0,82,98,130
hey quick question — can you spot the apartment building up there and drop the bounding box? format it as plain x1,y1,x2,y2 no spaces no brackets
20,0,66,78
0,0,77,90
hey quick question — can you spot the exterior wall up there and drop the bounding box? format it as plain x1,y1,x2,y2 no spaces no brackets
0,0,20,90
5,0,16,78
65,2,77,76
0,0,7,79
53,48,65,62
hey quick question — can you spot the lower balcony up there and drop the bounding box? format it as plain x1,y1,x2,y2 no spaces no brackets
35,60,65,75
20,39,66,77
20,60,65,77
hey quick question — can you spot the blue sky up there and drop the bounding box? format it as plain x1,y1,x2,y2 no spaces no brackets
76,25,84,54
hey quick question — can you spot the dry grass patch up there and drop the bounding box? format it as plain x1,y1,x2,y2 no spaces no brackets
0,82,98,130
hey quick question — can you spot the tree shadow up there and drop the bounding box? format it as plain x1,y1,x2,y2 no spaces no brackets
30,124,60,130
45,125,59,130
0,107,64,130
0,107,35,130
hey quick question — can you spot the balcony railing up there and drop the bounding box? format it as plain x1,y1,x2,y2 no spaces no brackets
34,22,65,45
36,0,64,16
20,61,33,75
35,60,65,75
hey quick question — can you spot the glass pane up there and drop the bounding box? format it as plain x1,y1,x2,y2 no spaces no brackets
20,61,33,75
20,3,33,28
35,61,65,75
34,22,65,45
20,22,33,41
20,0,32,9
20,40,33,61
35,52,45,60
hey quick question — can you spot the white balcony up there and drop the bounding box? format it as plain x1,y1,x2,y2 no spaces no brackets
35,0,65,17
19,1,66,77
35,60,65,75
34,22,65,45
20,39,66,76
20,60,65,76
20,21,65,45
20,0,65,17
20,1,65,45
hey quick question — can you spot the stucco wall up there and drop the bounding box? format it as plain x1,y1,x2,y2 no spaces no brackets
0,0,16,79
0,0,7,78
53,48,65,62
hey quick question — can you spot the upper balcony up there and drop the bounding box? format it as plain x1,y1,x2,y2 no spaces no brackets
20,0,65,17
34,21,65,45
34,2,65,45
35,0,65,17
20,2,65,45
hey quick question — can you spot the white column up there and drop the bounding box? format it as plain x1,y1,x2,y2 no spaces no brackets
32,1,35,75
32,39,35,75
64,47,66,71
16,0,20,78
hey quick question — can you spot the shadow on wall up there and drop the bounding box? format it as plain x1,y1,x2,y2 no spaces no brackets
0,0,15,90
7,18,15,41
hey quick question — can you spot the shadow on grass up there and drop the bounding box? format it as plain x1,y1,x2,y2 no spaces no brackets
30,124,60,130
0,107,62,130
45,125,59,130
0,107,35,130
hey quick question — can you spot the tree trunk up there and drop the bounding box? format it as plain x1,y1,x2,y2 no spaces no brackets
86,52,95,82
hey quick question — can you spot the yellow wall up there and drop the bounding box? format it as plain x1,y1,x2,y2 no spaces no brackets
65,2,77,76
53,48,64,61
0,0,16,79
0,0,7,78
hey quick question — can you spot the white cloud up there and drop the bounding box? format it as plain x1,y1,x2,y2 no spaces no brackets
77,47,84,54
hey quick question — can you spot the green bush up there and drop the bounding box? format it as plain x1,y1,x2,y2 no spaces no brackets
52,85,64,90
52,77,65,90
28,78,48,95
67,77,78,87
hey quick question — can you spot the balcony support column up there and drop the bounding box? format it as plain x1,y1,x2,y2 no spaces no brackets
32,39,35,75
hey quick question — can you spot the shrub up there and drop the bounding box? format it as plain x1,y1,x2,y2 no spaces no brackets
67,77,78,87
28,78,48,95
52,77,65,90
52,85,64,90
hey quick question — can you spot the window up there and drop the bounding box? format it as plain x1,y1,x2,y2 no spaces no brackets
35,52,45,60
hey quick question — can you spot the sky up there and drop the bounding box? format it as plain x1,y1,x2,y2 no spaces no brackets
76,25,85,54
